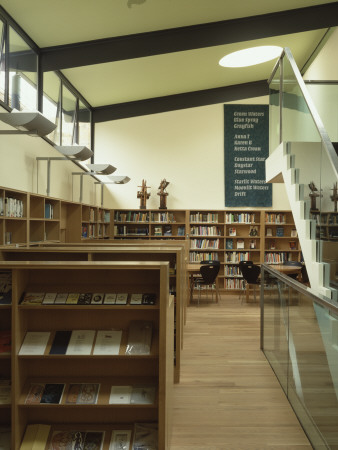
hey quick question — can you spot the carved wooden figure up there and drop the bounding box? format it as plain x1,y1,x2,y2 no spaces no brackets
309,181,322,211
330,182,338,212
137,179,151,209
158,179,169,210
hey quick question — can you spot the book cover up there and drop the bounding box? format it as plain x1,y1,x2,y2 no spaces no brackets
132,423,158,450
142,293,156,305
125,321,153,355
21,292,45,305
276,227,284,237
236,239,245,249
109,430,131,450
66,330,95,355
130,293,143,305
103,293,117,304
291,228,298,237
48,431,104,450
77,293,92,305
66,293,80,305
266,228,273,237
91,293,104,305
40,383,65,404
116,293,128,305
229,227,236,237
109,386,132,404
25,383,45,404
19,331,50,355
54,293,68,304
93,330,122,355
42,293,57,305
49,330,72,355
66,383,100,404
226,239,233,250
130,386,156,404
21,424,51,450
0,331,11,354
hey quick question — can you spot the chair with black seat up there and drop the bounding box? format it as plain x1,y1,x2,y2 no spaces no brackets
238,261,253,300
194,262,220,306
240,263,261,302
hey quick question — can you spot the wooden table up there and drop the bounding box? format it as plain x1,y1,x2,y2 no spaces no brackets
187,264,202,304
270,264,302,276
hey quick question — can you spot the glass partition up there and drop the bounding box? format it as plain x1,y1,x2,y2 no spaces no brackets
43,71,61,144
8,26,37,111
262,265,338,449
269,48,338,299
0,19,5,103
78,100,91,150
62,85,77,146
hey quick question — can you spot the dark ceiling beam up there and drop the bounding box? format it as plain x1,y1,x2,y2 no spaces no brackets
92,80,269,122
40,2,338,72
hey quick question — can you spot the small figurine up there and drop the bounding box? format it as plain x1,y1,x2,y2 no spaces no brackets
157,179,169,210
330,182,338,212
137,179,151,210
309,181,322,212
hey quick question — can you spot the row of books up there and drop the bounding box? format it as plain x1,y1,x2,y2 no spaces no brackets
190,212,218,223
224,265,242,277
265,213,286,224
265,252,292,264
225,278,245,289
114,225,149,236
21,292,156,306
19,321,153,356
21,423,158,450
151,212,177,223
190,239,220,249
189,252,219,262
190,225,221,236
226,239,247,250
225,251,251,263
225,213,256,224
24,382,156,405
114,211,149,222
44,203,54,219
0,196,24,217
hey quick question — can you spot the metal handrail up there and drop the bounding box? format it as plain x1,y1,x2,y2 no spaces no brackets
268,47,338,180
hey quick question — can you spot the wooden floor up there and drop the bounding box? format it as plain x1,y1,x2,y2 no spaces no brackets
170,295,312,449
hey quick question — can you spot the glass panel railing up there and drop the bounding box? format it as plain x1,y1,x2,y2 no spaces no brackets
268,48,338,301
261,265,338,449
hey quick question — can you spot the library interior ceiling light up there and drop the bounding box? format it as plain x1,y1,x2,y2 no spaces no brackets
95,176,131,206
0,110,56,137
86,164,117,175
219,46,283,68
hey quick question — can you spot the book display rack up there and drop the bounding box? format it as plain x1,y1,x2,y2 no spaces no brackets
1,260,173,449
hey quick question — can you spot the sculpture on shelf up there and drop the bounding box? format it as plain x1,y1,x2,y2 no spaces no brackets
330,182,338,212
137,179,151,210
157,179,169,210
308,181,322,211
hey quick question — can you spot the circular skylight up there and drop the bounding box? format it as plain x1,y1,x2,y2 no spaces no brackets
219,46,283,68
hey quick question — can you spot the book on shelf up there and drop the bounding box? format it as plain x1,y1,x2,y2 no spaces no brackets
154,226,162,236
110,430,132,450
78,293,93,305
116,293,128,305
42,292,57,305
49,330,72,355
103,293,117,304
226,239,233,250
54,293,68,304
269,239,276,250
250,239,257,249
20,424,51,450
0,330,11,354
236,239,244,249
126,321,153,355
177,225,185,236
163,225,172,236
249,226,259,237
21,292,45,305
291,228,298,237
130,386,156,404
4,231,12,245
289,241,297,250
0,379,11,405
130,293,143,305
91,293,104,305
66,330,95,355
0,271,11,304
266,228,273,237
44,203,53,219
93,330,122,355
229,227,236,236
142,293,156,305
19,331,50,355
47,431,104,450
132,423,158,450
109,385,132,404
66,293,80,305
25,383,65,404
276,227,284,237
66,383,100,404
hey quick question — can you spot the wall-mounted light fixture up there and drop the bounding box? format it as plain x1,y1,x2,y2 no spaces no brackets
95,176,131,206
72,164,117,203
0,110,56,137
36,145,94,196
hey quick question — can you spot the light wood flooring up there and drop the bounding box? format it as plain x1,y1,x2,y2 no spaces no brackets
170,295,312,450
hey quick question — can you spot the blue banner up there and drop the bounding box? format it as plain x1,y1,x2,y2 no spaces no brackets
224,104,272,207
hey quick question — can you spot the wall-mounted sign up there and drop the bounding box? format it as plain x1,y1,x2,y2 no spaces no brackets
224,104,272,207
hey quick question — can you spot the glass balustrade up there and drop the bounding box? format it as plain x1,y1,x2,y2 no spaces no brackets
261,265,338,449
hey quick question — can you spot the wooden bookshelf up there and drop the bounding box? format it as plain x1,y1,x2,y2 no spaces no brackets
2,260,173,449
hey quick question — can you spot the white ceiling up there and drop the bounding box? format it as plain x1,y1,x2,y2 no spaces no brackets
0,0,337,113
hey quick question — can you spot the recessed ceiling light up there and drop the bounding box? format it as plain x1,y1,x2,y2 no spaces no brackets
219,46,283,68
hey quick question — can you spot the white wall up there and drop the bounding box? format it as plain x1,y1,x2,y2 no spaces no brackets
0,106,101,205
95,97,291,210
